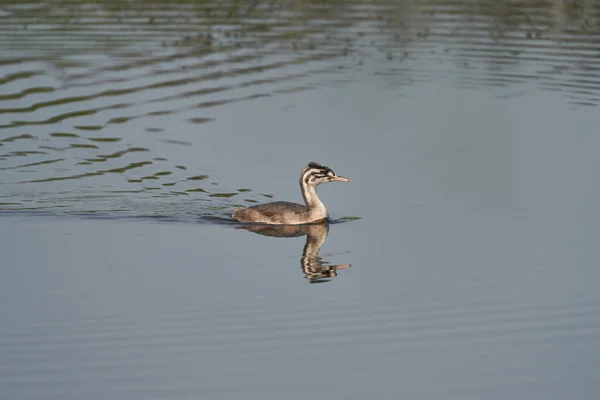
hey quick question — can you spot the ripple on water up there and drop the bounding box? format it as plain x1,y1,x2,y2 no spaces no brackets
1,1,600,216
0,283,598,397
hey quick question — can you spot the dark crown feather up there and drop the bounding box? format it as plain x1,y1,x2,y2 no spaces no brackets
307,162,329,170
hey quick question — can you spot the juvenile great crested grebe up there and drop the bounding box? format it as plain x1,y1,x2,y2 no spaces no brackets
232,162,350,225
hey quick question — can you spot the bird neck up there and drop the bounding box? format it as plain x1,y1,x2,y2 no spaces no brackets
300,180,327,219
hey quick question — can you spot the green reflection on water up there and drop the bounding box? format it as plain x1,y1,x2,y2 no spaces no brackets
88,137,122,142
98,148,149,159
0,86,54,101
104,161,153,174
187,174,209,181
0,134,36,143
209,193,238,198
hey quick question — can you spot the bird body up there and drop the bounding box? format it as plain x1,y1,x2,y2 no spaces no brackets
232,162,350,225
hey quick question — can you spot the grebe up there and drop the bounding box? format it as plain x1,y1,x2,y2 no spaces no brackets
232,162,350,225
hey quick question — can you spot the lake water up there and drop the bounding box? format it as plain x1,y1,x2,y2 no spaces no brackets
1,1,600,399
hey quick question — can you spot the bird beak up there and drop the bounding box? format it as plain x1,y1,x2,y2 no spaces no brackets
333,175,351,182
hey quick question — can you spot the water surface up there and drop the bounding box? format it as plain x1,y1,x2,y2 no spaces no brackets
1,1,600,399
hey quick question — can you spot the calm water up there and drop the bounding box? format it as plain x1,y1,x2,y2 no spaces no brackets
2,1,600,399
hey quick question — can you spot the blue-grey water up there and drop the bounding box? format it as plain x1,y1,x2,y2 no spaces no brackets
2,1,600,399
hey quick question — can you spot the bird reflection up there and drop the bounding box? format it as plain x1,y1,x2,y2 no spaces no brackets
236,223,350,283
